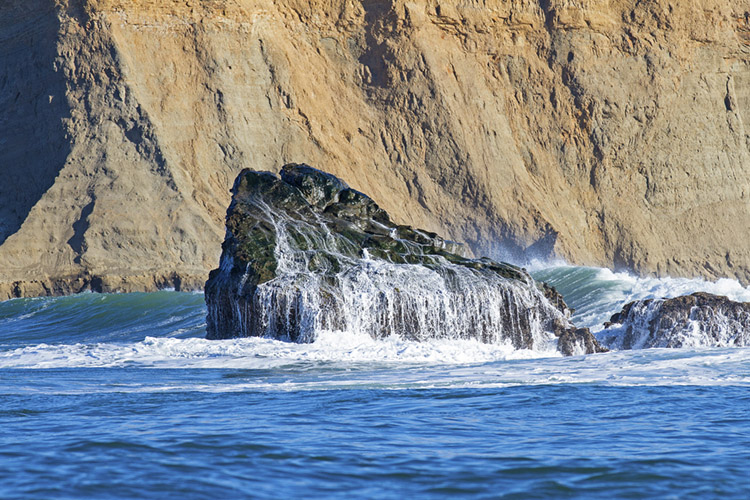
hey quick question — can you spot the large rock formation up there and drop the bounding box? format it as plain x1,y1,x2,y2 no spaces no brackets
3,0,750,298
205,164,604,355
599,292,750,349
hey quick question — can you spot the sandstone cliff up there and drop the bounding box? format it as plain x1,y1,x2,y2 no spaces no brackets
2,0,750,298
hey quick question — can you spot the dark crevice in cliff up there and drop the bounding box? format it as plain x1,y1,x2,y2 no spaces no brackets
67,199,94,264
537,0,556,31
358,1,399,90
526,226,560,261
61,0,93,25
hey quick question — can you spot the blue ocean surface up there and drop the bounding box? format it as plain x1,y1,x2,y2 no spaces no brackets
1,266,750,499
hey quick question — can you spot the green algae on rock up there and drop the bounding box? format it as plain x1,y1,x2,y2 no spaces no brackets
205,164,605,355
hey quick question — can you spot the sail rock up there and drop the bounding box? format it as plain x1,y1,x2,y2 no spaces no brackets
205,164,605,355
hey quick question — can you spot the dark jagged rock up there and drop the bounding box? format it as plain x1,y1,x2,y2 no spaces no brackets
599,292,750,349
539,281,573,318
205,163,604,355
558,327,608,356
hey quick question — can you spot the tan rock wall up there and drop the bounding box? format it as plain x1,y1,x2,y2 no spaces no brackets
2,0,750,298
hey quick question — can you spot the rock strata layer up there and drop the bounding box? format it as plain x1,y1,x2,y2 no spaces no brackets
3,0,750,298
599,292,750,349
205,164,605,355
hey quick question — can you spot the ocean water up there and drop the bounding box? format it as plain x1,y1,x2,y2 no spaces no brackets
1,266,750,499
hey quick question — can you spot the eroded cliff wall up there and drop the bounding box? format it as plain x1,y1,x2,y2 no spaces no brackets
2,0,750,298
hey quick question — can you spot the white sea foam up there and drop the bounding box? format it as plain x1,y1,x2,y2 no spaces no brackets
0,330,559,370
2,337,749,392
2,330,750,391
594,267,750,303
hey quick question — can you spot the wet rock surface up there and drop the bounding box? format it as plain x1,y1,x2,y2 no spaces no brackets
600,292,750,349
205,164,605,355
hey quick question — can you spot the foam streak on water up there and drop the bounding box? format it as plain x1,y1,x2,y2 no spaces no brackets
1,336,749,390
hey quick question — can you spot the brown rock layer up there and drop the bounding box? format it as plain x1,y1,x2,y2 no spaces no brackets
2,0,750,299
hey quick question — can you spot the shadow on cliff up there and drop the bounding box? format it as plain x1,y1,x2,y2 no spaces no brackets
358,1,399,89
0,5,72,245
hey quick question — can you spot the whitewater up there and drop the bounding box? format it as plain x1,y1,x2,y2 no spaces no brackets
2,265,750,498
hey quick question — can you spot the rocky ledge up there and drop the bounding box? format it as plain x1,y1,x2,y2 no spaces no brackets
599,292,750,349
205,164,605,355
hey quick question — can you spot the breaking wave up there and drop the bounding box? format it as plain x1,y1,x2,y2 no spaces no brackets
2,265,750,379
530,264,750,331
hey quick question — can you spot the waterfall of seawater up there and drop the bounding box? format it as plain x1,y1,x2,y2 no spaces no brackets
209,198,566,351
598,299,750,349
534,265,750,349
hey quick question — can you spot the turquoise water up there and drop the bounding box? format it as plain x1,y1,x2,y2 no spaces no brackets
2,267,750,498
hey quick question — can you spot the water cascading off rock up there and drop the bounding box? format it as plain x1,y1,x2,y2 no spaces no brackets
599,292,750,349
204,164,605,355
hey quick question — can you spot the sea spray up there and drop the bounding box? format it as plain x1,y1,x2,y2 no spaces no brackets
6,266,750,372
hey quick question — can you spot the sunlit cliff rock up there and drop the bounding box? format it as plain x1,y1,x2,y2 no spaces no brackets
2,0,750,298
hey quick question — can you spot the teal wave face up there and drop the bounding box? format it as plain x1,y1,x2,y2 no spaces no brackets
531,266,629,329
0,291,206,348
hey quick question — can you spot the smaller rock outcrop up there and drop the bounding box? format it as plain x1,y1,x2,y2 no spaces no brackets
205,163,605,355
558,327,605,357
599,292,750,349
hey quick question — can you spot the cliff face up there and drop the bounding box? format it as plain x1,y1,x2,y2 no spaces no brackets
2,0,750,298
